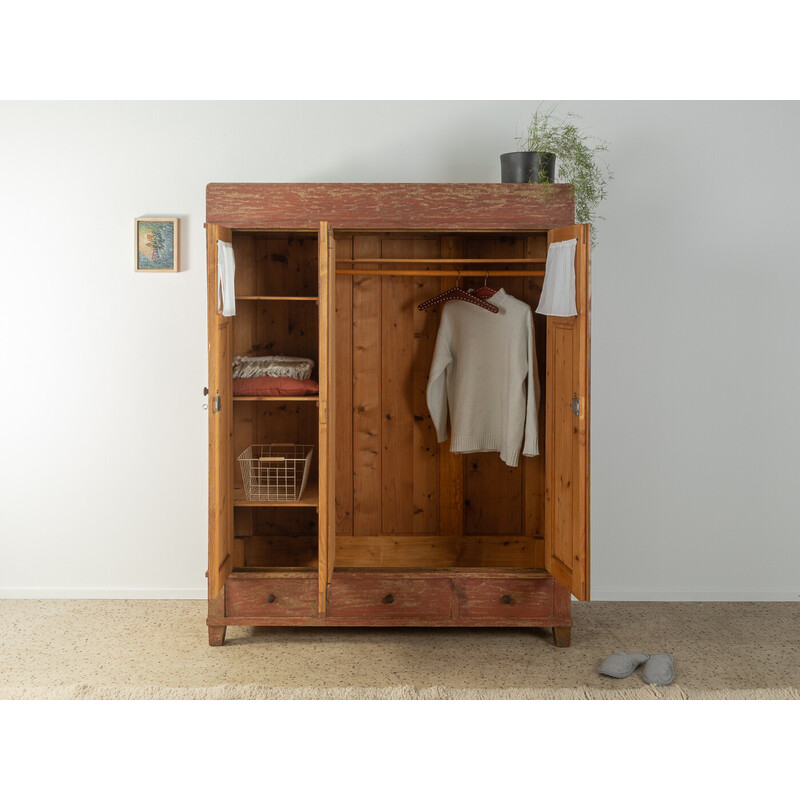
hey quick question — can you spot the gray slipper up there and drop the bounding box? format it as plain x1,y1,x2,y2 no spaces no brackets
642,653,674,686
598,652,649,679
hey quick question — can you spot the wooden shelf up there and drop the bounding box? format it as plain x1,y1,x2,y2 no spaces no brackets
233,395,319,402
233,482,319,508
235,296,318,301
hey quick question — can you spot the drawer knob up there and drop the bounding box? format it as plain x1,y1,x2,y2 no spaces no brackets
383,594,395,604
266,594,276,604
501,595,512,605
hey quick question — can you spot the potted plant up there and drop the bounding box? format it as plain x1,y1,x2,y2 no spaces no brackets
501,104,613,246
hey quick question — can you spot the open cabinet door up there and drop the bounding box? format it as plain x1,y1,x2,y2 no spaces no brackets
544,224,591,600
318,222,336,614
207,224,234,600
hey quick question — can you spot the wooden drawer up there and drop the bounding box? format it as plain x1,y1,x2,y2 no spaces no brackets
457,578,554,620
226,576,317,618
327,575,451,620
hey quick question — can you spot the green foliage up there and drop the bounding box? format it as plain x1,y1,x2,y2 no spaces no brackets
516,104,613,247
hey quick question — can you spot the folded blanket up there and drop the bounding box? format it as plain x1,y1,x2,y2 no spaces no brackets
232,355,314,381
233,377,319,397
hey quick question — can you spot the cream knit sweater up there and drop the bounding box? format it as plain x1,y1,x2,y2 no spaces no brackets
425,289,540,467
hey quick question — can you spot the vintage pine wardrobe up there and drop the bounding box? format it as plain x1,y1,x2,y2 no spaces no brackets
205,183,590,647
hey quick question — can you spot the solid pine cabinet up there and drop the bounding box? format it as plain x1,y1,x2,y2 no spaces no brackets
206,184,590,647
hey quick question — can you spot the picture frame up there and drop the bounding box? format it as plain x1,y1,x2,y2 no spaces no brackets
135,217,179,272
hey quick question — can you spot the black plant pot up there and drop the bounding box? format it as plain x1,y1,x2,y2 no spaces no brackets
500,151,556,184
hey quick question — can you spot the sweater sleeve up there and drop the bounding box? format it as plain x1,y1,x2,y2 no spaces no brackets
522,306,540,457
426,311,453,443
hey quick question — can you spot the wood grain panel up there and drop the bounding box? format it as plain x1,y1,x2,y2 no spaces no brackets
318,222,336,612
437,237,464,536
334,234,354,535
352,235,382,535
226,575,317,617
207,224,234,600
523,235,548,567
250,235,317,297
380,236,440,534
544,224,590,601
412,265,441,533
456,577,554,619
243,535,319,568
381,271,415,533
461,235,526,536
551,321,574,570
207,183,575,230
327,574,451,619
235,506,318,537
231,232,256,295
335,535,536,569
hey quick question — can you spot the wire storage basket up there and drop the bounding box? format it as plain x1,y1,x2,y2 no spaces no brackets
237,444,314,502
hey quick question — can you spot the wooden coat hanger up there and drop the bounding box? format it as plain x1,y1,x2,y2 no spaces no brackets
417,271,499,314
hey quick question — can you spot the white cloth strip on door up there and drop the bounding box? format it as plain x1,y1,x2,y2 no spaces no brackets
217,240,236,317
536,238,577,317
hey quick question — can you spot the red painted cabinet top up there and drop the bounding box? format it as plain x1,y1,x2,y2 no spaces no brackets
206,183,575,230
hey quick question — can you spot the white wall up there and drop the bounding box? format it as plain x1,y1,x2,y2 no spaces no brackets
1,100,798,600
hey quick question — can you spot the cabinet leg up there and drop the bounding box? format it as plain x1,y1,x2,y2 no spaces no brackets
208,625,227,646
553,626,571,648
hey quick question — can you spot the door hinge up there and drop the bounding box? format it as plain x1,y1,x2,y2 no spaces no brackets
572,393,580,417
213,396,221,413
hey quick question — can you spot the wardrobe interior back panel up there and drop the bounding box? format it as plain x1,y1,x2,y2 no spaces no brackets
334,232,549,569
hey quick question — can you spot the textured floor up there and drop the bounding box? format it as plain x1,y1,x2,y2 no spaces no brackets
1,600,798,698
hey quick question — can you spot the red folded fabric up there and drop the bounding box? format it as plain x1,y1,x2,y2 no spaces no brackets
232,376,319,397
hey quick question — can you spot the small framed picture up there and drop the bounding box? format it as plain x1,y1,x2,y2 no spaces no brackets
135,217,179,272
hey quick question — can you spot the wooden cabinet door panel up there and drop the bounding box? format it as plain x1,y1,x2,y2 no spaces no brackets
207,224,234,599
544,224,590,601
318,222,336,613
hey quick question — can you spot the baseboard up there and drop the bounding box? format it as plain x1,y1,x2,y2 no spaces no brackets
2,587,799,601
0,588,208,599
589,589,800,601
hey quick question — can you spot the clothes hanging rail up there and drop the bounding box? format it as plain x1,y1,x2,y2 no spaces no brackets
336,269,545,277
337,258,545,264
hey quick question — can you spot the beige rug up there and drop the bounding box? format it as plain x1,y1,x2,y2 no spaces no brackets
2,600,799,700
3,684,799,700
